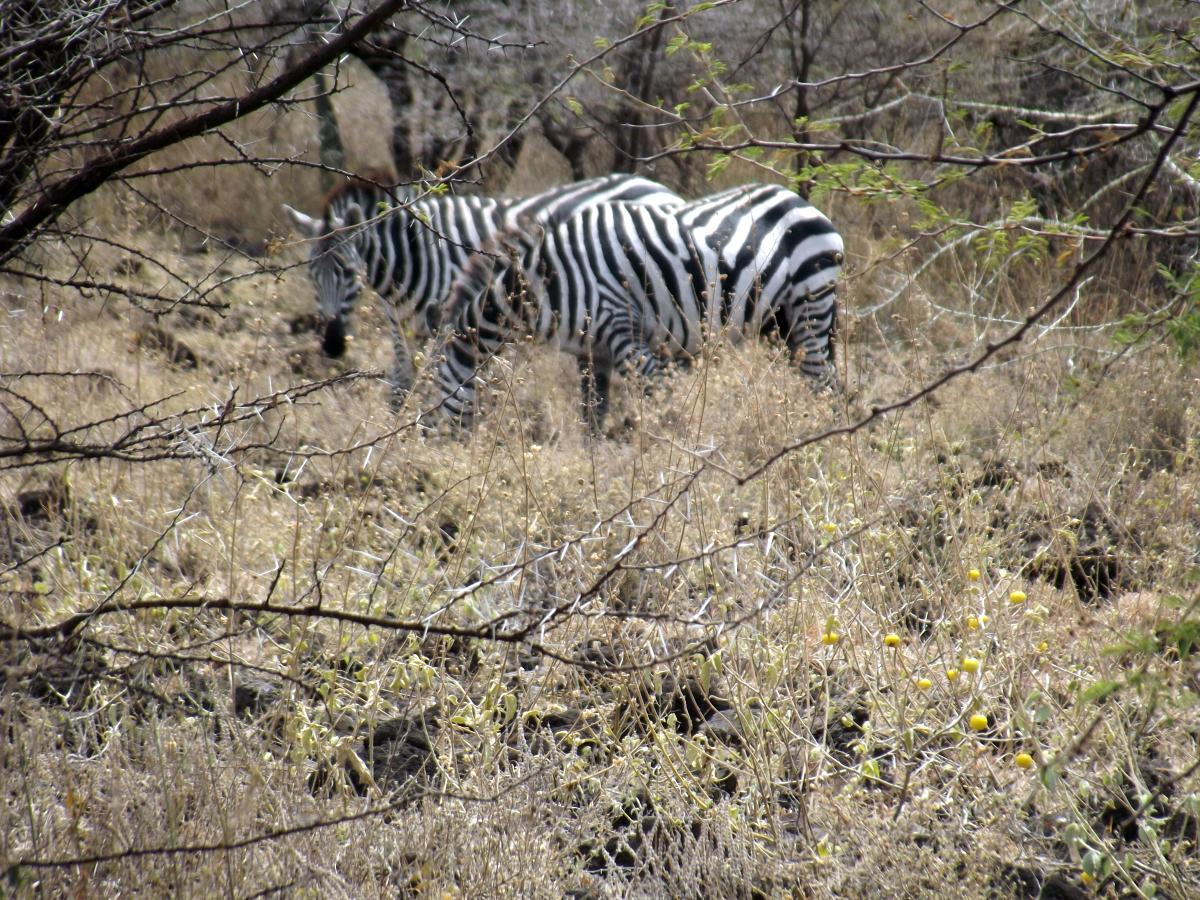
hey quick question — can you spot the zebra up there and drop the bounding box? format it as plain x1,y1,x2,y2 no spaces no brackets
281,174,682,402
435,183,844,430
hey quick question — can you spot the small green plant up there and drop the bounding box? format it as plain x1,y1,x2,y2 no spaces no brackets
1114,262,1200,359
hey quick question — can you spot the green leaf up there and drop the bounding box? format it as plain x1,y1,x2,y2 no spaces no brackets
665,34,689,56
706,154,731,180
1040,761,1063,789
1082,849,1113,880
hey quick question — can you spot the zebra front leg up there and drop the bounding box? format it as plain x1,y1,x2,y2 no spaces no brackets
606,338,663,426
388,328,416,410
434,332,490,429
577,354,613,435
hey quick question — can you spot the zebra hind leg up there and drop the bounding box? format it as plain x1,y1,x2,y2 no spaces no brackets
577,355,613,435
787,289,842,395
434,335,487,431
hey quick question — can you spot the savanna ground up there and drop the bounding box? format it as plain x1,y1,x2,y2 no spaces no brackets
3,2,1200,898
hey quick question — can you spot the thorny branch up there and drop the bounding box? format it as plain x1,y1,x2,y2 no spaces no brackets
0,0,409,265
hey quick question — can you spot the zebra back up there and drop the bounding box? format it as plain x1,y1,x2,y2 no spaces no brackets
502,174,681,229
291,174,683,356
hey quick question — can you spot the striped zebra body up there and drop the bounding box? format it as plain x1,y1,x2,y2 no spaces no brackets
437,183,844,428
282,175,681,402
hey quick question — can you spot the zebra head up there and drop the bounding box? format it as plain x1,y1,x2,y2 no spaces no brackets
282,201,369,358
446,224,544,330
436,227,544,425
781,245,844,389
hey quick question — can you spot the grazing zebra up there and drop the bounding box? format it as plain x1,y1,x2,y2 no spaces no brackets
435,183,844,430
281,174,682,401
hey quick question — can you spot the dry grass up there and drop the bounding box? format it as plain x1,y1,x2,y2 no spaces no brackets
4,206,1198,898
4,48,1200,899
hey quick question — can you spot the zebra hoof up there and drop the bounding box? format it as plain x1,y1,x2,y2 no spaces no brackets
322,318,348,357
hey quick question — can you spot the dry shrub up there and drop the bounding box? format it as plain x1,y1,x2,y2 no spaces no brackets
4,8,1200,896
6,224,1199,895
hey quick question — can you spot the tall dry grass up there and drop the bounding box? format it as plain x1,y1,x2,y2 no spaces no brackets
3,5,1199,895
3,199,1198,896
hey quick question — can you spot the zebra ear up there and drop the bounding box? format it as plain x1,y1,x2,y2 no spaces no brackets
510,212,544,241
281,204,325,238
339,202,366,229
496,218,543,260
497,232,522,261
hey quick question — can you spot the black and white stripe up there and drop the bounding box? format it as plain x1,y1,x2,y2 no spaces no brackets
282,175,681,401
436,183,844,428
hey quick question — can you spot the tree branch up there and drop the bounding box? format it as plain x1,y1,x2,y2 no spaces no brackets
0,0,408,265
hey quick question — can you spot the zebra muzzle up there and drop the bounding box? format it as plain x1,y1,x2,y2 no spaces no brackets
322,317,348,357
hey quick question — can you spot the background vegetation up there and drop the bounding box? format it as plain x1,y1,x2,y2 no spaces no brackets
2,1,1198,897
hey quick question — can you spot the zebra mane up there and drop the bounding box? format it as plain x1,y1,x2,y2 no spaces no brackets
486,214,547,277
465,213,545,270
457,247,498,291
320,171,392,204
501,211,545,249
319,174,409,222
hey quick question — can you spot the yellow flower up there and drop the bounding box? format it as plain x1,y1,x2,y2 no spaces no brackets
961,657,981,674
1015,752,1034,769
946,668,960,682
821,631,840,646
883,633,901,648
969,713,989,731
1009,589,1027,604
822,522,837,535
967,568,981,582
916,677,933,690
1036,640,1049,653
967,616,980,630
